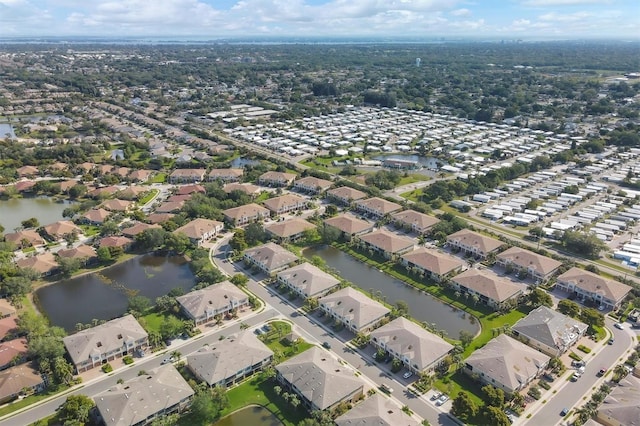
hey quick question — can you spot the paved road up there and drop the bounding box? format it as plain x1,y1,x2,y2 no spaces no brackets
521,319,635,426
212,239,457,426
0,309,276,426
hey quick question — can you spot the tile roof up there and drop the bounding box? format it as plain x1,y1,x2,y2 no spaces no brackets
359,229,414,254
401,248,465,276
320,287,390,331
265,218,316,239
453,268,523,303
391,210,440,231
277,263,340,297
324,214,373,235
176,281,247,320
446,229,504,254
557,267,632,303
497,247,562,277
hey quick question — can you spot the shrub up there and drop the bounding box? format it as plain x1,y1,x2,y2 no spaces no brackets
528,386,541,400
102,363,113,373
123,355,134,365
577,345,592,354
569,352,582,361
538,380,551,390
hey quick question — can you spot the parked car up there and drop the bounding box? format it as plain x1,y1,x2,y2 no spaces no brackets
161,356,175,365
571,360,584,368
379,383,393,394
571,372,581,381
431,391,443,401
262,323,272,332
614,322,624,330
322,341,331,349
609,338,615,345
578,366,586,374
436,394,449,406
598,368,607,376
560,408,569,416
403,371,413,379
254,328,263,335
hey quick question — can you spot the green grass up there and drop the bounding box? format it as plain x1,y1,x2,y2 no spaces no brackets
139,311,177,335
255,192,270,203
149,173,166,184
591,324,607,342
400,189,421,202
259,321,313,360
79,224,100,237
0,385,71,417
397,174,430,186
222,376,308,426
138,189,159,205
434,370,485,408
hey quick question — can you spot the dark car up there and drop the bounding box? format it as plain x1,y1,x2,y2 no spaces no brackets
560,408,569,417
322,341,331,349
598,368,607,376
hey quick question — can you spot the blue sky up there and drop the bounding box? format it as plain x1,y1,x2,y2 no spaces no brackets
0,0,638,38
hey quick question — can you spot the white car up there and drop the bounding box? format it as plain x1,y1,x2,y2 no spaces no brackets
403,371,413,379
436,395,449,406
614,323,624,330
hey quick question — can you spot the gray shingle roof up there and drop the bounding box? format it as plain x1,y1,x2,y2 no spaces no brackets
94,365,194,426
335,394,420,426
276,347,365,410
187,331,273,386
512,306,587,352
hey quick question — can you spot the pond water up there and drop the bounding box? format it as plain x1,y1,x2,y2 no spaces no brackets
214,406,282,426
372,154,441,170
230,157,262,168
304,246,479,338
0,123,16,139
0,197,76,232
35,254,196,331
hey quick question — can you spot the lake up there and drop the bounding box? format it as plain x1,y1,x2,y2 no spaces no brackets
214,406,281,426
0,197,76,232
0,123,16,139
372,154,441,170
230,157,261,168
35,254,196,331
304,246,479,337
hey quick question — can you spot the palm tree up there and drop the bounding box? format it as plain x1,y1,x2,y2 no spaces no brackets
613,364,628,382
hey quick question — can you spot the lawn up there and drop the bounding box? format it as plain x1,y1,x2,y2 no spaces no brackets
397,174,430,186
222,376,309,426
138,189,159,205
259,320,314,361
434,370,485,408
0,385,71,417
148,173,166,184
139,311,176,335
400,189,421,202
79,224,100,237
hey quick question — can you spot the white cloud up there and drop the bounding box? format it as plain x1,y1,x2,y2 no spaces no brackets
539,11,592,21
521,0,611,6
450,7,471,16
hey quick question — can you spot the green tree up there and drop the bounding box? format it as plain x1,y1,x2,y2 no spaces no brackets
96,246,112,263
229,228,248,252
451,391,478,421
21,217,39,228
2,276,32,298
127,295,152,316
527,288,553,308
230,274,249,287
59,394,95,425
558,299,581,318
482,384,505,408
459,330,474,349
164,232,191,254
57,257,82,278
190,386,229,425
483,406,510,426
580,307,604,328
245,222,268,247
